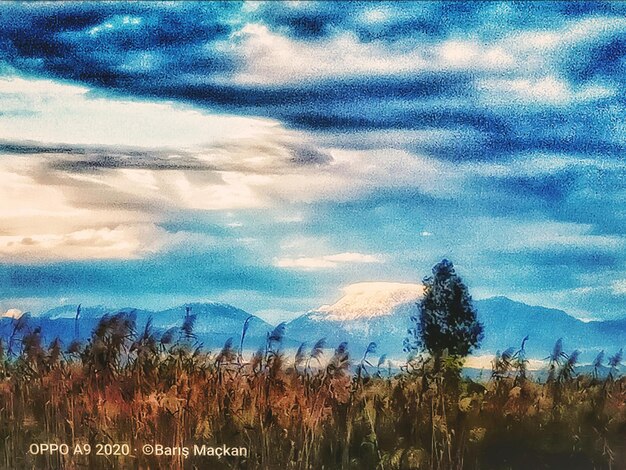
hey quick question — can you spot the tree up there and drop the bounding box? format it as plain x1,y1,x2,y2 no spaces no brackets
415,259,483,365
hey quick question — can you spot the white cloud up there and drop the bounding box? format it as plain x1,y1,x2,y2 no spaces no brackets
275,213,304,223
483,17,626,78
477,76,615,106
459,217,626,268
261,148,462,203
0,224,169,261
6,21,623,263
1,73,467,262
88,15,142,37
511,17,626,53
227,16,626,87
315,128,487,152
0,76,90,96
323,252,382,263
274,252,383,270
437,40,514,70
228,24,422,84
226,16,624,113
0,75,279,147
505,223,624,252
361,7,391,24
612,280,626,295
227,23,519,85
0,75,310,259
466,217,626,254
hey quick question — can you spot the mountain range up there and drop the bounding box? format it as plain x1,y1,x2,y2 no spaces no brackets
0,302,278,353
1,283,624,363
286,285,625,362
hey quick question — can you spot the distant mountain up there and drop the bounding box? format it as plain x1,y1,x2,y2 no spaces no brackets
586,317,626,346
285,284,626,362
0,303,276,353
310,282,424,321
2,288,624,364
151,303,277,350
286,282,423,358
474,297,623,360
41,305,112,320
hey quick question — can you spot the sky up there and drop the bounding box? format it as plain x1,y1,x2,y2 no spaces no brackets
1,1,626,322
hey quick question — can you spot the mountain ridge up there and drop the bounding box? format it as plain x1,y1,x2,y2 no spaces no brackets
2,294,624,363
286,293,625,362
1,302,277,352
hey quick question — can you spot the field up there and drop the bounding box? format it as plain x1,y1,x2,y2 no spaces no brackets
0,311,625,470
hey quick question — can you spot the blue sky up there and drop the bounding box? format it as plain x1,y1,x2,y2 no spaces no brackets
1,1,626,322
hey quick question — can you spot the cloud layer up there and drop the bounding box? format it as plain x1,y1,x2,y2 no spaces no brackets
2,2,626,320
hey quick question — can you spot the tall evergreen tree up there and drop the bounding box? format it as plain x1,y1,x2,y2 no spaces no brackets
416,259,483,362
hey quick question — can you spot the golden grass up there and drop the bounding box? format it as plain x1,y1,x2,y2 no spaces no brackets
0,313,624,469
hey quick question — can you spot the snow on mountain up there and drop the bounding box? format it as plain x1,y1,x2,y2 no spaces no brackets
3,288,624,364
287,285,626,362
287,282,422,357
1,308,23,320
309,282,423,321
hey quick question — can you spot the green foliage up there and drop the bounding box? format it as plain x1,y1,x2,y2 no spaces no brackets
415,259,484,360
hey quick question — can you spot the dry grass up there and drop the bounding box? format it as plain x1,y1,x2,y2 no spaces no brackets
0,313,625,469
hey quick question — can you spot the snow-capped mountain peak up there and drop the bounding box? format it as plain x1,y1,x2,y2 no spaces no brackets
310,282,424,321
1,308,24,320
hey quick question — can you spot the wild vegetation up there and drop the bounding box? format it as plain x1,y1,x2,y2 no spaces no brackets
0,261,624,469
